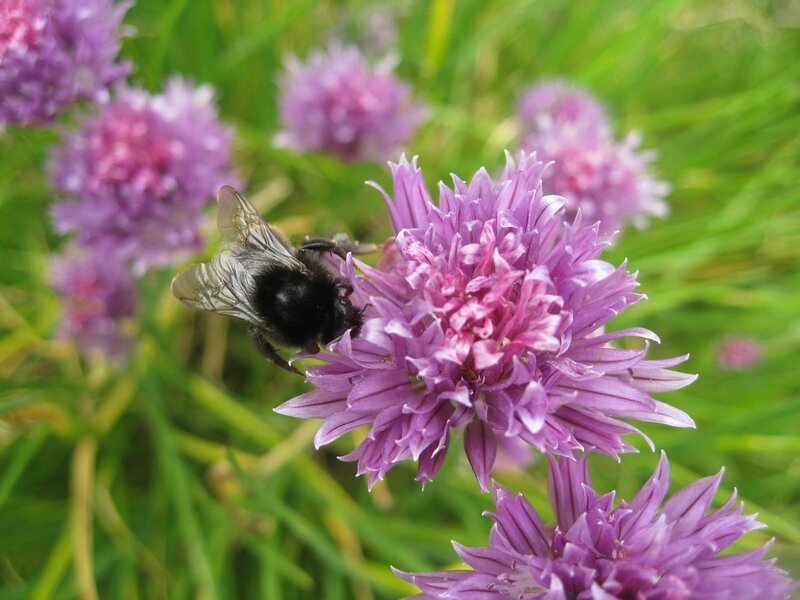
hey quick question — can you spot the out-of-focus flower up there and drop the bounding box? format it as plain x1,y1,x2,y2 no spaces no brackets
276,153,695,490
50,78,238,274
361,4,399,56
51,249,137,362
396,452,795,599
517,80,669,237
517,79,610,139
530,128,669,236
717,335,763,371
275,44,424,163
328,3,399,56
493,436,535,473
0,0,130,127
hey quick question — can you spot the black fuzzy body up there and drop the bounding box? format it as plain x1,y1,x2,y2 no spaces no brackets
250,255,362,351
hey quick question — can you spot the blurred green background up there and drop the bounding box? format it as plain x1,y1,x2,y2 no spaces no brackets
1,0,799,598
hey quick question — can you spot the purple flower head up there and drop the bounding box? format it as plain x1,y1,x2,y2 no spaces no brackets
275,43,425,162
396,452,795,599
516,80,610,140
0,0,130,127
525,128,670,237
717,336,763,371
51,248,137,363
49,78,238,274
276,153,695,490
517,80,669,237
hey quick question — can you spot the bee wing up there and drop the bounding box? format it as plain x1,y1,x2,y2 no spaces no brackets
171,251,263,325
217,185,304,272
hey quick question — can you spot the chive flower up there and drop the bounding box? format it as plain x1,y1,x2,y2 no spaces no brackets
396,452,795,599
49,78,238,273
277,153,695,489
0,0,130,127
517,80,669,236
275,43,424,163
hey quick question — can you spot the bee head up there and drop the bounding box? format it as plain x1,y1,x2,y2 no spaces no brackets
322,296,364,344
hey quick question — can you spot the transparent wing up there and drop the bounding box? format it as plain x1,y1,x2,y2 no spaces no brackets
171,251,263,325
217,185,303,272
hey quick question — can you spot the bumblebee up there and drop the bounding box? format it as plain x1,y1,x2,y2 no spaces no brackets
172,186,371,374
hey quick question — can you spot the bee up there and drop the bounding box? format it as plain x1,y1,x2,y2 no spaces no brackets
171,186,373,375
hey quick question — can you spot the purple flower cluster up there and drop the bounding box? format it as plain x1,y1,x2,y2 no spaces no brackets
397,452,794,599
50,78,238,274
0,0,130,127
517,80,669,237
517,80,609,138
277,153,695,490
51,249,137,362
275,44,425,162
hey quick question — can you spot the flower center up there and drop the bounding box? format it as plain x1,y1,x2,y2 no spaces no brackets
395,219,566,397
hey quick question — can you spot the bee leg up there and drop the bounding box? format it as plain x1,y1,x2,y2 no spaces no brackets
249,326,302,376
301,238,348,260
301,236,377,260
332,233,377,256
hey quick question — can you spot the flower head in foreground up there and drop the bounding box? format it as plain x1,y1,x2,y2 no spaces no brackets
396,452,795,599
51,249,137,362
275,44,425,162
50,78,238,273
717,336,763,371
276,153,696,490
0,0,130,127
517,80,669,237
